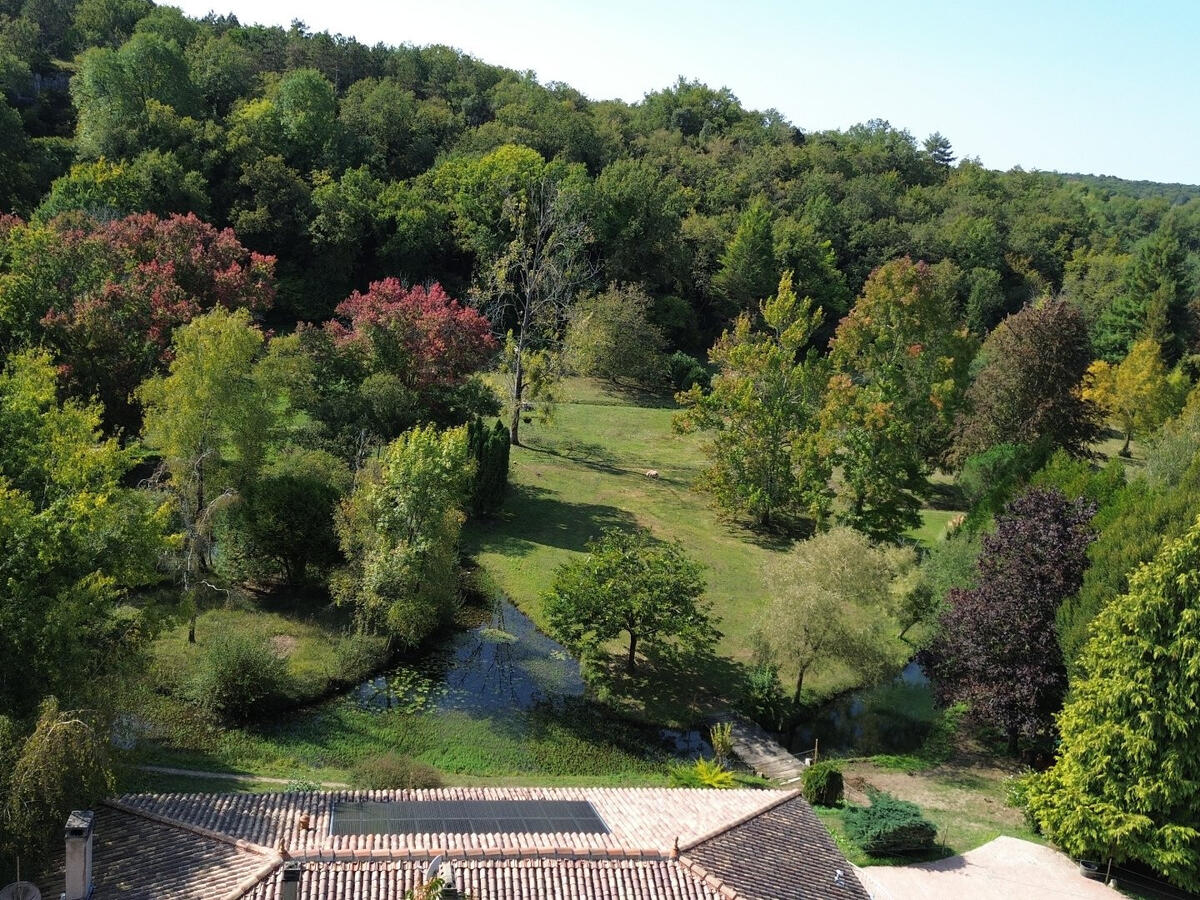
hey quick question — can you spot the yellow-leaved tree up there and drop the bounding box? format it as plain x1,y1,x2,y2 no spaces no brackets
1082,338,1188,456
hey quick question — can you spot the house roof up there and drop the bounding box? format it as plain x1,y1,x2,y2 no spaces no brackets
42,787,869,900
38,804,277,900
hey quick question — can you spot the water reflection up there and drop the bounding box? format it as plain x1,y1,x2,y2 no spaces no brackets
788,662,937,756
352,598,585,714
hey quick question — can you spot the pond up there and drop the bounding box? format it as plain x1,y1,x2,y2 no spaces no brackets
352,598,585,715
787,662,938,757
348,596,711,759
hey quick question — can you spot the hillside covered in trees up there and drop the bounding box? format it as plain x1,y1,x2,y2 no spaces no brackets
3,0,1200,892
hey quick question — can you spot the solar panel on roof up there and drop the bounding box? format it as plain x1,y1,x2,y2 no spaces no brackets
330,800,610,836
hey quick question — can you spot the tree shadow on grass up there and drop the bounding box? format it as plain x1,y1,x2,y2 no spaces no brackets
466,482,639,558
925,480,966,511
588,643,754,728
521,440,628,478
574,381,679,410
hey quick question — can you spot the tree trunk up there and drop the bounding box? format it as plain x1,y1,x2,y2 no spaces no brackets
794,665,807,703
188,610,197,644
626,632,638,674
509,354,524,447
1120,428,1132,458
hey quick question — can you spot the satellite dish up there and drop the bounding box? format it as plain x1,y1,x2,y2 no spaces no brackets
0,883,42,900
424,854,443,882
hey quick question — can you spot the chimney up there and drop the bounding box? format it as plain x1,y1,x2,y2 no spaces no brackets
62,810,95,900
280,860,302,900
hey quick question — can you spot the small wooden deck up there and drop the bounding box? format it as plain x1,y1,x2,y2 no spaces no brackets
707,711,810,783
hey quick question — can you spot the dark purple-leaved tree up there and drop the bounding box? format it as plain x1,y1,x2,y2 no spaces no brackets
927,486,1096,756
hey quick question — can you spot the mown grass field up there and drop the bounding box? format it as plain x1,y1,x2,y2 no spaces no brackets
465,378,959,723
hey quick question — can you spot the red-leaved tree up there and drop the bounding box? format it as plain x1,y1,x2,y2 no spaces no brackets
271,279,497,460
26,213,276,432
327,278,495,391
927,486,1097,756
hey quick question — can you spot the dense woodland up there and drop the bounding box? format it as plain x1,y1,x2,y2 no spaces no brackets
3,0,1200,890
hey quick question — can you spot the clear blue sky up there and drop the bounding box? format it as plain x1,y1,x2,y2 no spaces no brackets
170,0,1199,184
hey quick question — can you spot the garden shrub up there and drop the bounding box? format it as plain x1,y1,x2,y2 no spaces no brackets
1004,770,1041,833
709,722,733,766
668,757,735,789
667,351,710,392
844,790,937,856
801,761,844,807
188,631,291,723
331,632,389,684
739,660,789,731
351,752,444,789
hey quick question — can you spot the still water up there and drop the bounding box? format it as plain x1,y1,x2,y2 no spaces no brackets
352,598,585,714
788,662,937,756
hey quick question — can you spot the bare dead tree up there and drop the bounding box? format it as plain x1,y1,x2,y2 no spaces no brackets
481,175,593,446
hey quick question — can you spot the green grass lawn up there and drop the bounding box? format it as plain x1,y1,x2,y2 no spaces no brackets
151,602,375,706
128,692,672,788
465,378,938,723
906,508,963,548
466,379,800,724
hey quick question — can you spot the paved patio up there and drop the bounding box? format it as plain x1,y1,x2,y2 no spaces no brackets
855,835,1121,899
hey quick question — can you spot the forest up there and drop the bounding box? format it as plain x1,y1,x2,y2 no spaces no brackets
2,0,1200,892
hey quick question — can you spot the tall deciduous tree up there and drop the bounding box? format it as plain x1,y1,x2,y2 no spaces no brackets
675,271,830,529
952,299,1099,464
1027,519,1200,891
263,280,496,463
1082,337,1188,456
333,424,472,647
138,307,274,641
0,351,171,716
456,150,591,445
2,212,274,433
565,282,666,387
544,528,717,674
762,527,905,701
822,258,976,539
928,487,1096,754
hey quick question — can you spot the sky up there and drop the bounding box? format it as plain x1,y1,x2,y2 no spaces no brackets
169,0,1200,184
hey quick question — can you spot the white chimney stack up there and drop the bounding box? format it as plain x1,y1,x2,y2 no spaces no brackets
62,810,94,900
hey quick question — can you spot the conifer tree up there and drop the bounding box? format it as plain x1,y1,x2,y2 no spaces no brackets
1028,517,1200,891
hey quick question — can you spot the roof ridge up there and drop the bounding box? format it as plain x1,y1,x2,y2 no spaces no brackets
292,845,677,863
102,799,284,900
674,789,800,854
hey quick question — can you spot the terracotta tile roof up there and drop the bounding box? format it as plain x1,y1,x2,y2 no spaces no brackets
40,787,869,899
246,859,721,900
39,804,278,900
114,787,786,857
681,795,870,900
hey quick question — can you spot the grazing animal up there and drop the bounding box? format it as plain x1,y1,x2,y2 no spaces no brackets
645,470,659,478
